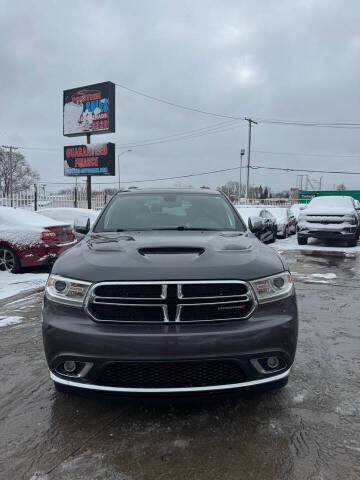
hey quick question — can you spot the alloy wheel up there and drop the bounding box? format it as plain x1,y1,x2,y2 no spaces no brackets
0,248,16,272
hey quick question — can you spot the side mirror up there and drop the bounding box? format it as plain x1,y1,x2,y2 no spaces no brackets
74,217,90,235
299,205,306,210
248,216,264,233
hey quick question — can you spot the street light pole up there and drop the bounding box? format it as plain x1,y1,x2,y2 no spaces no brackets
117,149,132,190
239,148,245,204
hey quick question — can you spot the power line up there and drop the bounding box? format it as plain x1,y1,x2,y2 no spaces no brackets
116,122,246,148
41,163,360,188
43,166,241,185
15,120,245,152
250,165,360,175
115,81,360,128
115,82,244,120
253,149,360,157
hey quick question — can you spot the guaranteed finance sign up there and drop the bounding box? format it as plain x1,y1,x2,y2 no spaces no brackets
63,81,115,137
64,143,115,176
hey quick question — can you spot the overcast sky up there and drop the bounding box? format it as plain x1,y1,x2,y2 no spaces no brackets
1,0,360,192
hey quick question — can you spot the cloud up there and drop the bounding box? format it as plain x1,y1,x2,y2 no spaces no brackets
0,0,359,192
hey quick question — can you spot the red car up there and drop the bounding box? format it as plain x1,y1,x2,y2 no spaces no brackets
0,207,77,272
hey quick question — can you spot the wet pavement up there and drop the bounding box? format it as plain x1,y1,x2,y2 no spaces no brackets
0,252,359,480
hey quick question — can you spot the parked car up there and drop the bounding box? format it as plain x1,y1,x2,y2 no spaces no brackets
0,207,77,272
297,196,360,246
289,203,306,221
236,207,277,243
267,207,296,237
42,188,298,396
38,208,99,240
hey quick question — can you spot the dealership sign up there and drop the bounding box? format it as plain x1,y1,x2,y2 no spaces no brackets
63,81,115,137
64,143,115,176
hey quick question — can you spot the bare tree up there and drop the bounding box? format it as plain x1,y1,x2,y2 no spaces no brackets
337,183,346,191
0,148,39,196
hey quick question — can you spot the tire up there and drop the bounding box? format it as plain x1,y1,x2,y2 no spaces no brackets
297,235,307,245
0,246,20,273
347,238,357,247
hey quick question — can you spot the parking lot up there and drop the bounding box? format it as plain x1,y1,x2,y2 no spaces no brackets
0,250,359,480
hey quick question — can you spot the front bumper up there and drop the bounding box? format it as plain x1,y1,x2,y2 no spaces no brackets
297,227,357,240
42,294,298,394
49,367,292,393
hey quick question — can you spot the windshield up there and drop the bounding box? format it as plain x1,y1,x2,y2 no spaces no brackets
94,193,245,232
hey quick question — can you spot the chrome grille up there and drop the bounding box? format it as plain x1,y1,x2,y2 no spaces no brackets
86,281,256,323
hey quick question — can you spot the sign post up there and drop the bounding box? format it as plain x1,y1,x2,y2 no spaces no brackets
63,81,116,209
86,133,91,209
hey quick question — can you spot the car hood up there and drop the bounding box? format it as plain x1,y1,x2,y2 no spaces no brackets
52,231,285,282
304,207,354,216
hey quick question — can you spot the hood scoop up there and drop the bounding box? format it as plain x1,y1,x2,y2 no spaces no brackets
138,246,205,256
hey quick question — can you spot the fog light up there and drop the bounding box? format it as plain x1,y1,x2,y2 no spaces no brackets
267,356,280,369
63,361,77,373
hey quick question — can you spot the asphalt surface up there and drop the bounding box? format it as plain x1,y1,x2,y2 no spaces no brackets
0,251,359,480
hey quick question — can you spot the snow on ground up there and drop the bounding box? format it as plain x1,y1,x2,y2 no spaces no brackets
0,316,23,327
0,271,48,300
311,273,337,279
272,234,360,254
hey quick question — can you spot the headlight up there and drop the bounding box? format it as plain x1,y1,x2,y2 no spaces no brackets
251,272,293,304
298,213,305,221
345,215,357,225
45,275,92,306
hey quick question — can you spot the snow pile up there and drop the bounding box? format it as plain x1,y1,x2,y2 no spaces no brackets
0,271,48,300
0,316,23,327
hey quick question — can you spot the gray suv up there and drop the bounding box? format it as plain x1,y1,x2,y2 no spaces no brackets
42,189,298,395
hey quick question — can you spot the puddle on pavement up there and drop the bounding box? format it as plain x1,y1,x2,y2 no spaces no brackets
281,251,360,283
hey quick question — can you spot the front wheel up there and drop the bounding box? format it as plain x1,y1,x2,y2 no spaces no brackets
268,231,276,243
0,246,20,273
297,235,307,245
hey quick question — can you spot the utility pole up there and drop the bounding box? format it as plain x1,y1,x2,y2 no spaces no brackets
239,148,245,204
2,145,18,207
244,118,258,201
